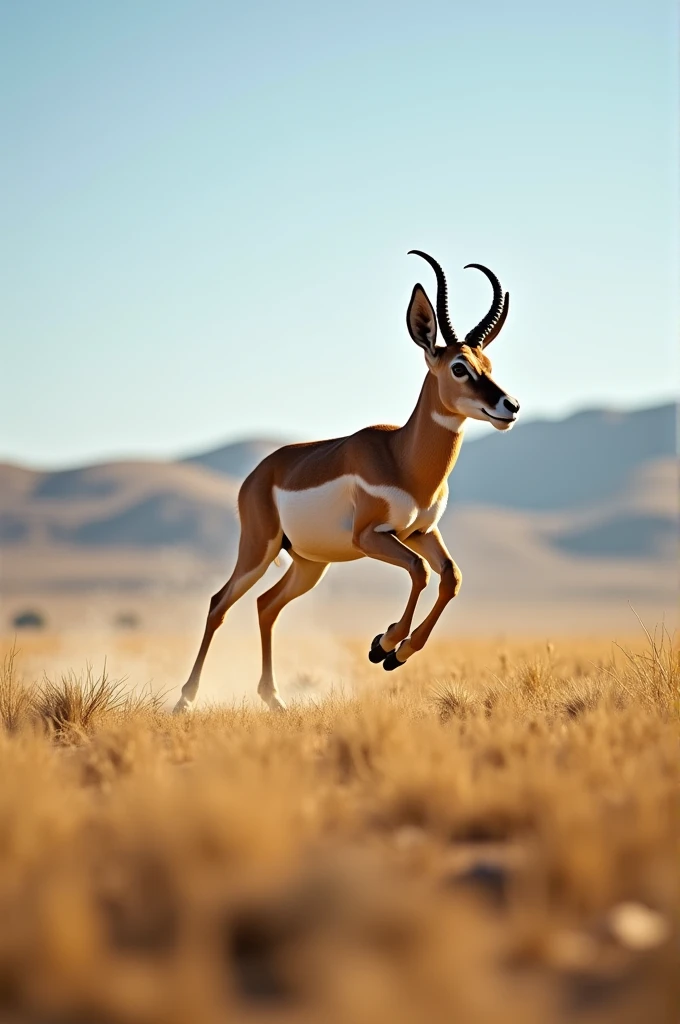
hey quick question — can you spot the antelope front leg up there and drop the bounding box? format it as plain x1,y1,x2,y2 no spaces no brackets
352,523,430,668
387,528,461,667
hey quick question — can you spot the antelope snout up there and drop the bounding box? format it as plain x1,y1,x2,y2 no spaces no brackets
482,391,520,430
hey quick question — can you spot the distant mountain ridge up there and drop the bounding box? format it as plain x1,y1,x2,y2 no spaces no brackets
451,403,676,510
180,404,677,510
0,403,676,599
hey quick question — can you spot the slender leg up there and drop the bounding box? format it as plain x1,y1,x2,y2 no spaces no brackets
174,533,281,713
389,528,462,666
256,553,329,711
352,524,431,666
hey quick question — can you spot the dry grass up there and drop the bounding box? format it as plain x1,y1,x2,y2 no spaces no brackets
0,630,677,1023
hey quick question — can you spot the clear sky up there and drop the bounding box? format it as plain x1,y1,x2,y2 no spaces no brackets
1,0,677,468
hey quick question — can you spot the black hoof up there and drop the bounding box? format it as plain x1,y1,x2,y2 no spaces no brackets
383,650,406,672
368,634,389,663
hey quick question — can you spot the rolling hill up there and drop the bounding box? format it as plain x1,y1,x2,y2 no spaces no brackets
0,403,676,629
182,404,676,512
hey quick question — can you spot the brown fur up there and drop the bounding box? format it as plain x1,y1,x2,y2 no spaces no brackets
174,267,517,712
262,375,463,507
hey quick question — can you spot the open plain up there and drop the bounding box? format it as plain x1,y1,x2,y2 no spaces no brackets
0,625,676,1023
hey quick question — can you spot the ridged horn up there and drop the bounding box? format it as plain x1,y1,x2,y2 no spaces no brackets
463,263,508,348
480,292,510,348
408,250,459,346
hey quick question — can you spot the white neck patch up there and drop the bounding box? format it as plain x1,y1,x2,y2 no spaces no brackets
431,411,466,433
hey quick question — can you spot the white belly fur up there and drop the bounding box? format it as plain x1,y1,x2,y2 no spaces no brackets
273,475,447,563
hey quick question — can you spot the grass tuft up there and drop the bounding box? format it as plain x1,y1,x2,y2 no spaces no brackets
34,662,130,735
615,620,679,714
0,643,34,731
430,680,478,721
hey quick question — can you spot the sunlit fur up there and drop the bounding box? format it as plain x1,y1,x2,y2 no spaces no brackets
425,345,518,432
175,259,519,713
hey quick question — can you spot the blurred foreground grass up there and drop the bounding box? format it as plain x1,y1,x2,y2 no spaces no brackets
0,630,677,1023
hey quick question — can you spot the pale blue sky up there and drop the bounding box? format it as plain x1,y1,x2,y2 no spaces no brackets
1,0,677,468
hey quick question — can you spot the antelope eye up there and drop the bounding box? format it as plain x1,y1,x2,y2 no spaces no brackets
451,363,468,378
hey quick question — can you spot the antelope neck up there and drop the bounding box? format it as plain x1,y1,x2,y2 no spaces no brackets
392,373,465,502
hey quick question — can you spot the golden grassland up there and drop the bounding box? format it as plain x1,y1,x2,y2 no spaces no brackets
0,629,677,1024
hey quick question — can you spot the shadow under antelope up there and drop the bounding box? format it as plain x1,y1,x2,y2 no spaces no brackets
175,251,520,713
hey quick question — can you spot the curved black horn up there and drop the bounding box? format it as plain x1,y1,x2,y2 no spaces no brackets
408,250,459,346
463,264,506,348
479,292,510,348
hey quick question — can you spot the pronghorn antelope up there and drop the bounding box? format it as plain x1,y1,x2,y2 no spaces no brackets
174,251,519,713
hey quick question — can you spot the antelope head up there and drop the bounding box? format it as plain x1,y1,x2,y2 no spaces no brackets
406,250,520,431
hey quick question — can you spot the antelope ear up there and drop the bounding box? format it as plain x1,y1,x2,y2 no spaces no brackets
406,284,437,354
